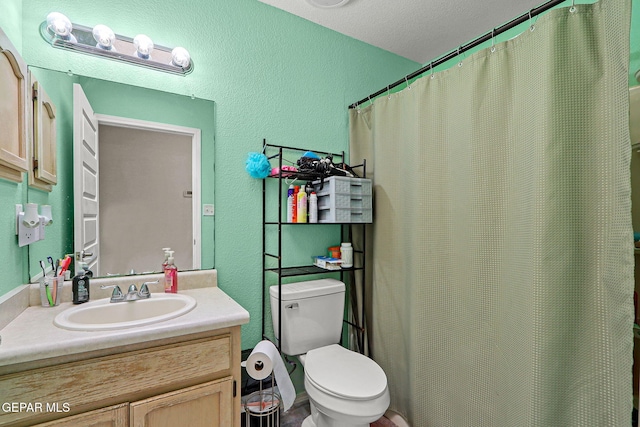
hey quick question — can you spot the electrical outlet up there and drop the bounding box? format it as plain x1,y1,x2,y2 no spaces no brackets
16,207,40,247
203,204,214,216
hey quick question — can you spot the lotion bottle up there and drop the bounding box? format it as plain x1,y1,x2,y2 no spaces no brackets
297,185,307,223
164,251,178,293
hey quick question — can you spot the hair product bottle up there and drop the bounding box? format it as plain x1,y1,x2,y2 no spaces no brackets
287,185,294,223
297,185,307,223
309,192,318,223
292,186,300,223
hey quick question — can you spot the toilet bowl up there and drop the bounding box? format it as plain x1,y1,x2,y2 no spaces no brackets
300,344,390,427
269,279,390,427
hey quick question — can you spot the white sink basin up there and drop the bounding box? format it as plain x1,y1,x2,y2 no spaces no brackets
54,293,197,331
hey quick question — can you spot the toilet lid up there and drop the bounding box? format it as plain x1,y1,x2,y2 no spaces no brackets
304,344,387,400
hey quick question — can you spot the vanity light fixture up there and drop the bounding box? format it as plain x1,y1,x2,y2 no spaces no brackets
40,12,193,75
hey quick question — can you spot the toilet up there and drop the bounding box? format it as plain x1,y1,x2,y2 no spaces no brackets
270,278,390,427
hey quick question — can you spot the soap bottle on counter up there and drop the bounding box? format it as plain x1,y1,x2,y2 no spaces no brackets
72,262,91,304
164,251,178,293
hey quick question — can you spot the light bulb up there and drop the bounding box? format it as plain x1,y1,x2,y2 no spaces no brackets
171,47,191,68
46,12,77,42
92,24,116,50
133,34,154,59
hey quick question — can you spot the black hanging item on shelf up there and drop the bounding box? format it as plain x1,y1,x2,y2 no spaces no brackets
296,154,357,190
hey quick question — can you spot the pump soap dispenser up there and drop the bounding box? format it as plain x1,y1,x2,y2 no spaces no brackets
164,251,178,293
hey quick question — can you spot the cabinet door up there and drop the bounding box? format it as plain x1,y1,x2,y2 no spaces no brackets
29,78,57,190
33,404,128,427
130,378,233,427
0,28,28,182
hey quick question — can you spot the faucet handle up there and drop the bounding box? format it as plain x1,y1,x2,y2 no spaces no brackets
100,285,124,302
128,284,138,293
138,280,158,298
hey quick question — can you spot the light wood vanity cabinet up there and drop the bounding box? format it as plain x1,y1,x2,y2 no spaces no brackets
33,404,128,427
0,328,242,427
130,378,233,427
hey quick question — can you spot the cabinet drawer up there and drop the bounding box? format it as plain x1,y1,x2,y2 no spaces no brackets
0,335,230,426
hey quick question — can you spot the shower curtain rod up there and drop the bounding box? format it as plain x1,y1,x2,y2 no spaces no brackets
348,0,567,109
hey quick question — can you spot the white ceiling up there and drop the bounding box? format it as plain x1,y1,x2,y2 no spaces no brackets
258,0,546,64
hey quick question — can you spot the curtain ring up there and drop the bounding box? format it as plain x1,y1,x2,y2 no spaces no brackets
490,28,496,53
529,9,535,31
430,62,435,79
368,96,372,106
405,76,411,90
457,46,463,67
387,85,391,100
570,0,576,13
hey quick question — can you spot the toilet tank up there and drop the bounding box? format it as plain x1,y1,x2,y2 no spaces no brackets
269,278,345,356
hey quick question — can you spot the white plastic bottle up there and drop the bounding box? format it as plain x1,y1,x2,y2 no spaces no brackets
309,192,318,223
297,185,307,223
340,242,353,268
286,185,294,223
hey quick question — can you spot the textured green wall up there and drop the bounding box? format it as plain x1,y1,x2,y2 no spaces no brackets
0,0,26,296
3,0,419,350
0,0,22,52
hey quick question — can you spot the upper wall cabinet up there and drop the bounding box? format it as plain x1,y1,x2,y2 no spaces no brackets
0,29,29,183
29,77,57,191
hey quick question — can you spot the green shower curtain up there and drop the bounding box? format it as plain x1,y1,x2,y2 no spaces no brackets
349,1,633,425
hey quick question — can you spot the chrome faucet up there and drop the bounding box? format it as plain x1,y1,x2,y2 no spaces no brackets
101,280,158,303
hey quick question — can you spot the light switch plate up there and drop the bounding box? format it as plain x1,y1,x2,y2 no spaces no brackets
203,204,214,216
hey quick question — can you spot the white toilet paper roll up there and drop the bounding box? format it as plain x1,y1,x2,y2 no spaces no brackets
246,340,296,411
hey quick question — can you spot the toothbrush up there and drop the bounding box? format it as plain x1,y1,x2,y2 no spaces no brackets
58,256,71,277
45,283,54,306
40,260,54,306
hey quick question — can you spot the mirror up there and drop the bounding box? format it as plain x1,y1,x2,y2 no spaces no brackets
25,66,215,281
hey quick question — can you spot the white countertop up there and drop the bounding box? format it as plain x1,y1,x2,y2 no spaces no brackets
0,286,250,370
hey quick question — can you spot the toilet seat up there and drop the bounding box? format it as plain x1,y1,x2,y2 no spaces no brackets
304,344,387,401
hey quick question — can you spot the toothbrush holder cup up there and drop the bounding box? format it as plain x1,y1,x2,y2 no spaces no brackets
40,275,64,307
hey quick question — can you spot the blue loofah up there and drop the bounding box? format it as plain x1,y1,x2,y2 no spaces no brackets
246,152,271,179
302,151,320,159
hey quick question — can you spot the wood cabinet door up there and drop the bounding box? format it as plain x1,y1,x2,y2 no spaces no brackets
30,78,57,190
0,28,28,182
130,378,233,427
33,404,128,427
